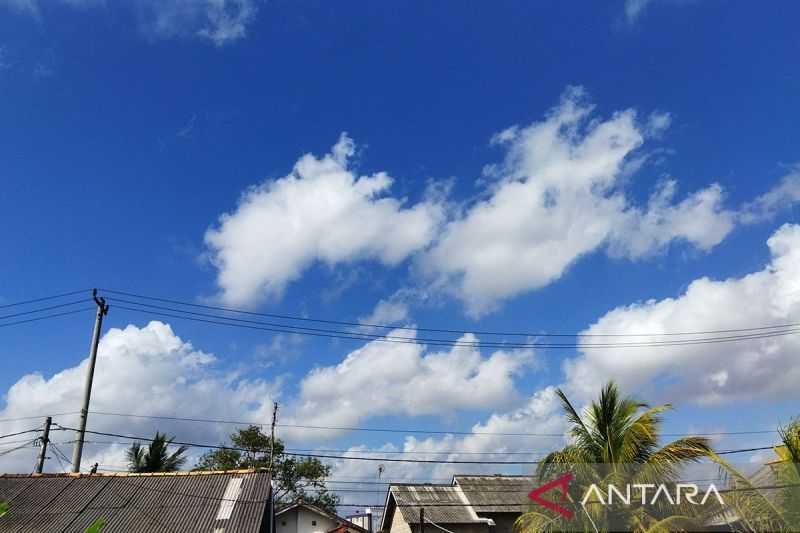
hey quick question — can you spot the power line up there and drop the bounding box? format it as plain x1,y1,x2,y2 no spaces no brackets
0,428,42,440
50,424,777,464
0,412,80,423
0,289,90,309
0,440,35,457
0,307,95,329
0,299,90,321
84,409,778,437
109,300,800,349
100,288,800,338
72,438,552,457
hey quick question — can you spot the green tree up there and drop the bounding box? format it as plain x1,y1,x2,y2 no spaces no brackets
195,425,339,513
709,418,800,533
126,432,188,473
516,382,716,533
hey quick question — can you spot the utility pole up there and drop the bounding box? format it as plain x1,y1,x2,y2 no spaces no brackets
419,507,425,533
71,289,109,473
268,402,279,533
268,402,278,474
35,416,52,474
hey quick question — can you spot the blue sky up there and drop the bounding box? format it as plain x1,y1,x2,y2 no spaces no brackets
1,0,799,488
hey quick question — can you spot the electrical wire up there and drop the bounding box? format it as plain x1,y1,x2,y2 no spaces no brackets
84,409,778,437
0,289,90,309
51,424,778,464
0,412,80,423
49,443,71,473
0,299,91,321
0,428,43,440
0,440,35,457
109,301,800,349
0,307,95,329
100,288,800,338
67,438,553,457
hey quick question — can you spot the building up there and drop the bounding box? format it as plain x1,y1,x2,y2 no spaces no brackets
379,476,532,533
276,502,369,533
346,511,374,533
0,469,272,532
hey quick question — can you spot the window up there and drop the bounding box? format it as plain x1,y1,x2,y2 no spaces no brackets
282,522,286,526
312,521,317,526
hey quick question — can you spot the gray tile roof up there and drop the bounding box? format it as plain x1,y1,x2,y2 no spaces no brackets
453,475,532,514
389,485,478,525
0,470,272,532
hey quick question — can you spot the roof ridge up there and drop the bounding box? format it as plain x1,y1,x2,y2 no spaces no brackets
2,469,265,478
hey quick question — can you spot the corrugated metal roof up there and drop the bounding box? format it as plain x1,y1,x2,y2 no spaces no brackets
453,475,532,514
0,470,272,533
389,485,477,525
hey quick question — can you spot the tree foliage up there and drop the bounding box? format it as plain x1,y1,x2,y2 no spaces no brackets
516,382,716,533
194,425,339,513
710,418,800,532
126,432,188,473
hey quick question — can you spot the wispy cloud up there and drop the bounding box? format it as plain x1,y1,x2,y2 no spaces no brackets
624,0,654,23
176,113,197,139
0,0,259,46
0,46,11,70
137,0,258,46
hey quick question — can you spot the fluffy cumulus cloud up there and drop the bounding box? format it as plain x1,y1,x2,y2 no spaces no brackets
0,321,277,473
564,223,800,405
283,330,534,439
609,179,735,258
327,387,567,507
205,134,444,307
0,0,257,46
422,87,735,316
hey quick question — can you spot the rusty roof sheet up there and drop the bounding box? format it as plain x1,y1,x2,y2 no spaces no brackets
0,471,271,532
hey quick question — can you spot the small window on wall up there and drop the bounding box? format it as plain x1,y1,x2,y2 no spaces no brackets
282,522,286,526
312,521,317,526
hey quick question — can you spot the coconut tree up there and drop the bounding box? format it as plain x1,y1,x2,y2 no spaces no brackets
708,418,800,533
516,382,716,533
126,432,188,473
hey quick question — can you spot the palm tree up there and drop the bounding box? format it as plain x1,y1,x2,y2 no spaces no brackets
709,418,800,532
126,432,188,473
516,382,715,533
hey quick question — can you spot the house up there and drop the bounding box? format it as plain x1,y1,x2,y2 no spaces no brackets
0,469,272,532
379,476,532,533
276,502,369,533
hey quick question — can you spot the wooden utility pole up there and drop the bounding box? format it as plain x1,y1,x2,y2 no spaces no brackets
71,289,109,473
419,507,425,533
34,416,52,474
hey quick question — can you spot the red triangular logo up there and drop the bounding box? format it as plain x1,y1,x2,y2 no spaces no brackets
528,473,573,519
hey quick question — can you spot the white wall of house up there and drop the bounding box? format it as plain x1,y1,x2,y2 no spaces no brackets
386,510,489,533
277,507,340,533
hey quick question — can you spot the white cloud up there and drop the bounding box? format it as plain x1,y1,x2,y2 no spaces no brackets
609,179,735,258
564,223,800,404
0,0,257,46
205,133,444,307
139,0,258,46
0,0,38,15
359,299,410,328
328,387,566,494
625,0,654,23
0,321,277,473
421,87,735,316
283,330,534,441
740,166,800,224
